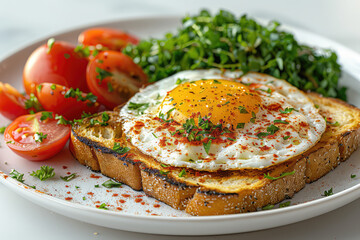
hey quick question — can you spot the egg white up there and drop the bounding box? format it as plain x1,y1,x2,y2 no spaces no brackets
120,69,326,171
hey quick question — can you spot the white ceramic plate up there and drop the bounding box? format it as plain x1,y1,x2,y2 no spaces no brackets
0,16,360,236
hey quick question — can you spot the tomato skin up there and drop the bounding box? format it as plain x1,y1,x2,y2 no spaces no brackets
78,28,139,51
4,112,70,161
23,41,89,95
37,83,101,120
86,51,148,109
0,82,29,120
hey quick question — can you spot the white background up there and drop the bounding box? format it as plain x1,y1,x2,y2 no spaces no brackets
1,0,360,239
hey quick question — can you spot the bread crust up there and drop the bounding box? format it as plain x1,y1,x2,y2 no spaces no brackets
70,94,360,216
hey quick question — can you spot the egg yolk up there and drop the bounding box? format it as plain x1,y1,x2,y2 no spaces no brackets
159,79,262,127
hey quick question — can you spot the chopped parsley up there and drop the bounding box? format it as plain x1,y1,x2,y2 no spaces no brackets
274,119,289,124
40,111,53,121
9,169,24,183
213,79,221,84
24,93,42,112
152,133,158,138
159,170,169,175
37,84,43,92
97,203,108,210
324,117,340,127
203,140,212,154
238,106,248,114
262,204,274,210
64,88,97,103
50,84,56,90
128,102,150,115
264,170,295,180
95,67,113,84
322,188,333,197
74,44,91,58
112,142,130,154
89,112,110,126
283,135,290,140
107,82,114,92
351,174,357,179
55,115,72,125
237,123,245,129
280,107,298,114
34,132,48,143
102,179,122,188
178,169,186,177
279,201,291,208
257,124,279,139
30,166,55,181
60,173,77,182
0,126,6,134
250,112,256,123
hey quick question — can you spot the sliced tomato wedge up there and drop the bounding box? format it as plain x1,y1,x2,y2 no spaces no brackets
4,112,71,161
86,51,148,109
0,82,29,120
78,28,139,51
36,83,102,120
23,40,89,95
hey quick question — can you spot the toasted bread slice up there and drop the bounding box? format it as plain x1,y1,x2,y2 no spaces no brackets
70,94,360,215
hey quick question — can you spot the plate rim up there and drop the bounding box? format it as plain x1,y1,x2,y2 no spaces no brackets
1,15,360,232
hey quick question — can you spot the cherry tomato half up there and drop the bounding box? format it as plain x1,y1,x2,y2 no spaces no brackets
78,28,139,51
86,51,148,109
23,40,89,95
37,83,102,120
4,112,71,161
0,82,30,120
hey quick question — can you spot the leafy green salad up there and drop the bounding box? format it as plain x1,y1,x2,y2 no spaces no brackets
124,9,346,100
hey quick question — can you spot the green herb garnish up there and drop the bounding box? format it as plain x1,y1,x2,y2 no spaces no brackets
257,124,280,139
203,140,212,154
0,126,6,134
128,102,150,115
40,111,53,121
64,88,97,103
107,82,114,92
280,108,298,114
34,132,48,143
102,179,122,188
24,93,42,112
238,106,248,114
279,201,291,208
95,67,113,84
178,169,186,177
9,169,24,183
112,142,130,154
264,170,295,180
60,173,77,182
351,174,356,179
123,9,345,100
262,204,274,210
30,166,55,181
322,188,333,197
97,203,108,210
274,119,289,124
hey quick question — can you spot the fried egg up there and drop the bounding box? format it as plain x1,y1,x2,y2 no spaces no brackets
120,69,326,171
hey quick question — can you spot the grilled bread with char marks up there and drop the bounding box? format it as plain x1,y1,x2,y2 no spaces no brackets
70,93,360,215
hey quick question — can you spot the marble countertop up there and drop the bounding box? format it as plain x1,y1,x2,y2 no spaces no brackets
1,0,359,239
